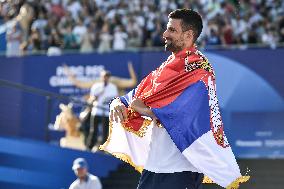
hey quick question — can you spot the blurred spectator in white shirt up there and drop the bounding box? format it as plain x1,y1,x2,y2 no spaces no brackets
232,15,247,36
262,28,278,49
112,26,128,50
126,17,142,48
98,23,112,53
66,0,82,20
6,23,22,57
72,19,87,45
80,25,95,53
31,12,48,46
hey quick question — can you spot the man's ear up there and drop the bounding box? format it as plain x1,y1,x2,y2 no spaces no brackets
186,30,194,40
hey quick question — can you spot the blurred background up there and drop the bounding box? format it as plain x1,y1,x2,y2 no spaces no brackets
0,0,284,189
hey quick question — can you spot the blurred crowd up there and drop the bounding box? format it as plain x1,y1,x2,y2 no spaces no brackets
1,0,284,56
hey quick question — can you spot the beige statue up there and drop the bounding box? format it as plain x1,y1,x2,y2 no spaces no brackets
54,103,85,150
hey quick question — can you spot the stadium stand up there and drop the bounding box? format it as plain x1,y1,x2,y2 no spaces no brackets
1,0,284,56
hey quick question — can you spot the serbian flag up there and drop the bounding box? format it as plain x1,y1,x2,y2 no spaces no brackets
100,47,249,188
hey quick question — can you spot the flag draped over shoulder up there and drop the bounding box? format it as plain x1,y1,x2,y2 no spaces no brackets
100,47,249,188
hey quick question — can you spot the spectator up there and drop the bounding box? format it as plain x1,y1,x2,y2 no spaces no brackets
58,11,75,33
278,15,284,43
126,17,142,47
262,28,278,49
80,25,95,53
29,28,42,53
47,29,62,56
247,28,258,45
2,0,284,54
17,1,34,42
221,18,234,45
63,25,78,50
231,15,248,43
66,70,118,151
151,20,164,47
72,18,87,46
51,0,65,18
69,158,102,189
112,26,128,50
206,28,221,46
87,71,118,150
6,22,22,57
67,0,82,20
98,23,112,53
31,11,48,40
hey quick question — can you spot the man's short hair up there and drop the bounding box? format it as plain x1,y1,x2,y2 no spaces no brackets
72,158,88,170
168,9,203,42
101,70,111,77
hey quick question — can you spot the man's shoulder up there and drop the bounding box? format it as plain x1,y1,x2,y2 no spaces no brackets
185,50,214,74
88,174,102,188
88,174,100,181
108,82,117,87
91,82,104,88
69,179,79,189
90,82,105,92
106,82,118,90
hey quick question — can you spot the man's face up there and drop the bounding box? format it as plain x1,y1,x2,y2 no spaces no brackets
163,18,187,53
101,74,110,83
74,167,87,179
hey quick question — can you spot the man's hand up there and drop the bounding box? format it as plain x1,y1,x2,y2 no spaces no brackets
130,99,157,120
110,98,127,123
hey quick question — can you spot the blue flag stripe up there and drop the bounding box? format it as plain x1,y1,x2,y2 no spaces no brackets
152,81,211,152
120,88,136,107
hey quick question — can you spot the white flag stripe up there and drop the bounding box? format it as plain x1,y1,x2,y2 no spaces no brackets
102,121,152,167
182,130,241,187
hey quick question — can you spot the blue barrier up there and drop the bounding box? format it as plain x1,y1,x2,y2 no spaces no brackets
0,137,121,189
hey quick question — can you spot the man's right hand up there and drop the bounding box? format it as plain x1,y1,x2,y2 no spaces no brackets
110,98,128,123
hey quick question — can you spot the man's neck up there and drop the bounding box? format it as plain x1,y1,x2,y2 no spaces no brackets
79,175,88,182
172,44,196,56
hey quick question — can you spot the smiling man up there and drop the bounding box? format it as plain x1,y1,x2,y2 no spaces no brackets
102,9,248,189
163,10,201,54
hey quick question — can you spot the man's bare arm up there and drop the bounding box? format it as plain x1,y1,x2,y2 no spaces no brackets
110,62,137,88
64,64,97,89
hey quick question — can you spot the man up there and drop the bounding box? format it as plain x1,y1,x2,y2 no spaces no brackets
69,70,119,151
69,158,102,189
86,70,118,150
101,9,248,189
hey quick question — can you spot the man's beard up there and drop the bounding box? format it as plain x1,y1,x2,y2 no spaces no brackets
164,40,183,53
